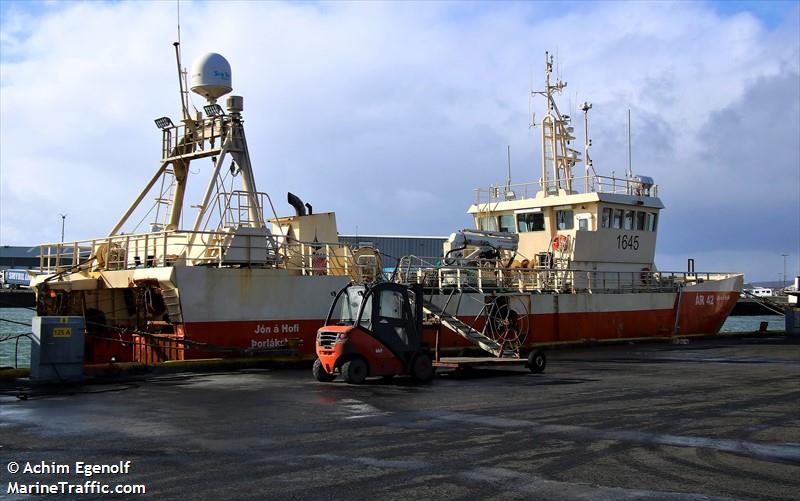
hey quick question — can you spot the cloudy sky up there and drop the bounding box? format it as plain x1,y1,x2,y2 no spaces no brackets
1,1,798,282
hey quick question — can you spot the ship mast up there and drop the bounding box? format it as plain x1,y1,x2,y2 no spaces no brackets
167,41,194,231
108,49,267,239
533,52,582,197
581,101,593,192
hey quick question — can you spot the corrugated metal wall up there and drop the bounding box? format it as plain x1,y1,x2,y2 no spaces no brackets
338,235,447,268
0,246,41,268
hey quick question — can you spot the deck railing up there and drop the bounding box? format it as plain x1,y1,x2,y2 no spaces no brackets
160,116,227,160
283,240,376,280
35,230,365,279
393,255,737,294
474,175,659,205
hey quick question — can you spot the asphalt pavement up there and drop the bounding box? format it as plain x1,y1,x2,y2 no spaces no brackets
1,336,798,500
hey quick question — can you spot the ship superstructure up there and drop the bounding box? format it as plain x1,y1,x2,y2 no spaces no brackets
470,52,662,286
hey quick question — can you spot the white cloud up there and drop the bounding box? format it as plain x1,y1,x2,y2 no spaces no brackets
1,1,798,280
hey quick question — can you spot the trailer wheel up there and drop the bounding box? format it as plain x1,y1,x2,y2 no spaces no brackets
313,359,335,382
527,350,546,374
341,358,368,384
411,352,435,383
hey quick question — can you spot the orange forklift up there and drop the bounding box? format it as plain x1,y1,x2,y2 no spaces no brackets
313,282,435,384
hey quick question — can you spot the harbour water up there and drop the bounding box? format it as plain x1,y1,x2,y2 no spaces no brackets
0,308,787,369
721,314,786,332
1,308,33,368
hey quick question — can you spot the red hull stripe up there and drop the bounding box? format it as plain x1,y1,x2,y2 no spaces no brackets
181,291,738,359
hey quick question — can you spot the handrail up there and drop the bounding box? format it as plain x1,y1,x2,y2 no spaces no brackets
161,116,227,160
474,175,659,205
214,190,268,229
392,256,740,295
34,229,362,279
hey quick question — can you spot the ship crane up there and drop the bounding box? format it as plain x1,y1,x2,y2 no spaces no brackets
443,229,519,266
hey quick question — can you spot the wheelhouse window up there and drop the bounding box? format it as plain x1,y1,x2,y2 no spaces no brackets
646,212,658,231
577,216,590,231
499,214,515,233
601,208,612,228
623,210,634,230
636,211,646,231
612,209,623,229
517,212,545,232
556,210,574,230
478,216,498,232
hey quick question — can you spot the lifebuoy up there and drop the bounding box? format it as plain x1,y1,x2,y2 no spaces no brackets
640,267,651,285
552,235,568,251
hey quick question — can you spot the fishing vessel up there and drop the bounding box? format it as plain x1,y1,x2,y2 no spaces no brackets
391,52,743,354
29,49,742,365
30,47,367,364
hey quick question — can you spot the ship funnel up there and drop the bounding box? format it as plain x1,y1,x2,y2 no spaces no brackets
190,53,232,103
287,192,307,217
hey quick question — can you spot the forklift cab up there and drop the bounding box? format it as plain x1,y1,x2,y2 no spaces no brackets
326,282,423,359
315,281,433,384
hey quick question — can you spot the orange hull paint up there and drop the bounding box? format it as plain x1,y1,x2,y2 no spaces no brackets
165,290,739,360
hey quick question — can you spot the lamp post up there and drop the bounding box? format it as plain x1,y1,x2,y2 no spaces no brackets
782,253,789,289
60,213,67,243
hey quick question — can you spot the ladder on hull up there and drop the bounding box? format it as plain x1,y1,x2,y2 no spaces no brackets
423,301,517,358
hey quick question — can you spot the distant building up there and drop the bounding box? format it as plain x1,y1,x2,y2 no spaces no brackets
338,235,447,269
0,246,40,269
743,287,774,297
2,237,450,273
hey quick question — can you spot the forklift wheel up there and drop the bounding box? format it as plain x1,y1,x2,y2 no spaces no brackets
341,358,368,384
313,359,335,382
411,352,435,383
527,350,546,374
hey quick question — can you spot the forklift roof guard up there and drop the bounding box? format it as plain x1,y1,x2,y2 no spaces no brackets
325,283,372,328
324,282,422,332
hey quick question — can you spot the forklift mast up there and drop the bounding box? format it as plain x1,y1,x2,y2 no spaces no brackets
409,282,423,332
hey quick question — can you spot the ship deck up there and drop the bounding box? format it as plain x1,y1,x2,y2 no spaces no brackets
2,335,798,499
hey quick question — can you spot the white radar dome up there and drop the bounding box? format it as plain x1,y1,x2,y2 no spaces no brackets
190,52,232,101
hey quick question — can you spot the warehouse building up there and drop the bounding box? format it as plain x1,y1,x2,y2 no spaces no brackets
338,235,448,269
2,236,449,273
0,246,40,269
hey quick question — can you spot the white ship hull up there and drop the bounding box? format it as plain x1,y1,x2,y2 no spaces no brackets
69,268,740,363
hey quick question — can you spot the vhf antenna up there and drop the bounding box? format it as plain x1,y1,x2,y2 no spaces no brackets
174,0,189,121
528,66,535,128
506,145,512,190
627,108,632,180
